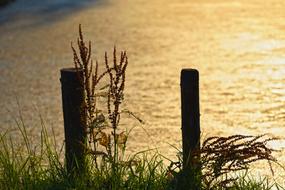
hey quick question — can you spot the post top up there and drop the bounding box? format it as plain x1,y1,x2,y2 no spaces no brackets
60,67,83,73
181,68,199,75
180,69,199,85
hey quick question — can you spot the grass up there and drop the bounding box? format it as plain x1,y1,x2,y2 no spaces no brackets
0,119,284,190
1,25,284,189
0,117,168,190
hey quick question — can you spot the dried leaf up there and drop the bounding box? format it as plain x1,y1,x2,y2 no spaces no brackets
99,132,110,148
117,132,128,147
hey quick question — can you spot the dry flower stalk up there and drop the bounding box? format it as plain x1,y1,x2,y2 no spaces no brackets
71,25,132,169
168,134,279,189
200,134,278,188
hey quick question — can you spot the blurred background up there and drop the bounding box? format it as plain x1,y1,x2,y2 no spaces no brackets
0,0,285,183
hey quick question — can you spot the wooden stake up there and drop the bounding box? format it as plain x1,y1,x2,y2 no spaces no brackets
180,68,201,188
60,68,87,174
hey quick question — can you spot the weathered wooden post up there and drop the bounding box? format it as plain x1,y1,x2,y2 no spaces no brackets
60,68,87,174
180,69,201,188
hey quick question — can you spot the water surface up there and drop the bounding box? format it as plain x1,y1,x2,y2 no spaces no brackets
0,0,285,183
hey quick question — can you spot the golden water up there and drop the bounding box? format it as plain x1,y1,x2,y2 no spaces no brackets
0,0,285,184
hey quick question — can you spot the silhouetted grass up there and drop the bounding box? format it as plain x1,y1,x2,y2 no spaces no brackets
1,117,284,190
0,114,169,190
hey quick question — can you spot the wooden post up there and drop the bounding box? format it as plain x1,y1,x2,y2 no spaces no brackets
180,69,201,188
60,68,87,174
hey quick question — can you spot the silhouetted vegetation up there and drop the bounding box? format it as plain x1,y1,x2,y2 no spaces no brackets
0,25,284,189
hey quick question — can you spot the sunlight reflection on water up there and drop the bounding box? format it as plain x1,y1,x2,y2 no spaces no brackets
0,0,285,183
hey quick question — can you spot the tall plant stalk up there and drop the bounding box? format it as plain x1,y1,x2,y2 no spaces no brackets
71,25,129,174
